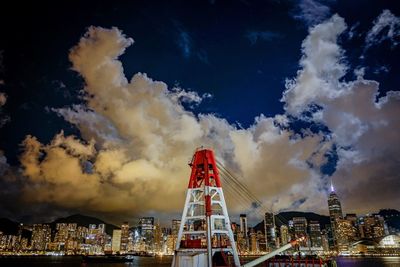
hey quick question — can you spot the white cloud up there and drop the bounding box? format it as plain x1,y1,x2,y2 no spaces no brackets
365,9,400,50
282,14,347,116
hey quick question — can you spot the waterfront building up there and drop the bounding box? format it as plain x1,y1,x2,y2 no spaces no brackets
264,212,276,250
239,214,248,237
280,225,289,245
327,183,343,248
139,217,154,244
293,217,307,246
358,214,385,239
321,229,330,252
154,221,163,253
112,229,121,253
335,218,357,252
309,221,322,248
31,224,51,251
120,222,129,253
172,219,181,235
250,229,258,253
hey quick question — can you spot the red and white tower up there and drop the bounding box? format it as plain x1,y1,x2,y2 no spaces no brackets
172,148,240,267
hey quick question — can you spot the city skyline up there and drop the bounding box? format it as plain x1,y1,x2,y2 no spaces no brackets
0,1,400,225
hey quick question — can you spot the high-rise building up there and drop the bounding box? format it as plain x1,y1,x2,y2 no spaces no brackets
112,229,121,253
250,229,258,253
264,212,276,250
239,214,248,251
321,229,330,252
139,217,154,243
358,214,385,239
328,183,343,248
172,220,181,236
335,218,357,252
239,214,248,237
31,224,51,251
280,225,289,245
293,217,307,246
120,222,129,253
309,221,322,247
154,221,163,253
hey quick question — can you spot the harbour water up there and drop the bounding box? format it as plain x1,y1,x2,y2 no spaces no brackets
0,256,400,266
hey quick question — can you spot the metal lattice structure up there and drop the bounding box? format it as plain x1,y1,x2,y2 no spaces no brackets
172,148,240,267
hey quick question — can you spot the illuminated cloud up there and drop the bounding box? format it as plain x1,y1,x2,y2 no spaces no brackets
282,13,400,212
282,14,347,116
18,11,400,220
19,26,328,219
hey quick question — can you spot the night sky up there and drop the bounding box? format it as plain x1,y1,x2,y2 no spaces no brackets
0,0,399,225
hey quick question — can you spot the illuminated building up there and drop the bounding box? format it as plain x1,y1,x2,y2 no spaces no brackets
166,235,176,254
280,225,289,245
250,229,258,253
120,222,129,253
379,235,400,248
240,214,248,238
77,226,88,242
154,221,163,253
309,221,322,248
345,214,357,225
335,218,358,252
172,219,181,235
293,217,307,246
358,214,385,239
139,217,154,244
112,229,121,253
264,212,276,250
239,214,248,250
31,224,51,251
256,230,266,252
85,224,107,252
321,230,330,251
327,183,343,248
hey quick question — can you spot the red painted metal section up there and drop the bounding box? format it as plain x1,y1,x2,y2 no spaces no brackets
188,148,222,189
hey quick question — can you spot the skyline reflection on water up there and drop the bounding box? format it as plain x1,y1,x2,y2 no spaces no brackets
0,256,400,266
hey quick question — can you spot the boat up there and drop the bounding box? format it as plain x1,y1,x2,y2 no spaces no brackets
82,255,134,263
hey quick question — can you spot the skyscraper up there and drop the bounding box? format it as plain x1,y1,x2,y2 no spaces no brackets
31,224,51,251
120,222,129,253
264,212,276,249
280,225,289,245
239,214,248,237
112,229,122,253
172,220,181,236
139,217,154,244
293,217,307,246
328,182,343,248
309,221,322,247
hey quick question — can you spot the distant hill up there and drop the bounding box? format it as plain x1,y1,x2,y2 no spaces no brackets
0,218,19,235
50,214,119,236
253,211,330,233
379,209,400,231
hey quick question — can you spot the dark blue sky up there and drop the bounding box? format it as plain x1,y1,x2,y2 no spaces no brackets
1,1,399,165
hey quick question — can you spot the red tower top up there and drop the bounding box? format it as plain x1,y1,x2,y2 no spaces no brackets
188,148,221,189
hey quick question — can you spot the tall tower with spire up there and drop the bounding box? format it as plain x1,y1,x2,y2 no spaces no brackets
327,180,343,248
